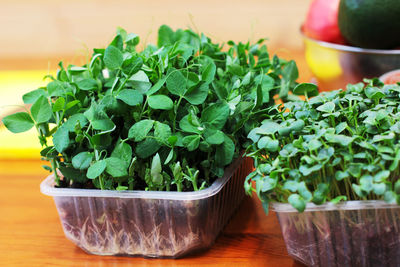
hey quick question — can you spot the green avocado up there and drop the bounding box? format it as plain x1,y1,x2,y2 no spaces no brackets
338,0,400,49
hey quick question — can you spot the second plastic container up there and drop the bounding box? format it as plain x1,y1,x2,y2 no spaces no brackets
41,156,253,258
273,201,400,267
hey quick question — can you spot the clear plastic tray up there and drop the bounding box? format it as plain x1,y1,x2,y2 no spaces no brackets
41,156,253,258
272,201,400,267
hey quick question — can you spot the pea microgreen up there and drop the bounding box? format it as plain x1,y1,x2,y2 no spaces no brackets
2,25,299,191
246,79,400,212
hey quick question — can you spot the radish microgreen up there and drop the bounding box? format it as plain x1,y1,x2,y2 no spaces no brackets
246,79,400,212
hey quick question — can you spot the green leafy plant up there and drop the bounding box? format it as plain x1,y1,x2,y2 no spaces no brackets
2,25,299,191
245,79,400,212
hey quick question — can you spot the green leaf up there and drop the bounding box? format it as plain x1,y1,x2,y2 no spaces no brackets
335,122,348,134
290,120,305,132
129,71,152,94
91,133,112,149
254,84,263,110
179,115,201,134
105,157,128,177
53,97,65,112
204,128,224,145
165,149,174,164
201,61,216,84
335,170,349,181
288,194,306,212
87,160,106,179
53,125,69,153
330,196,347,204
312,183,329,204
59,166,86,183
257,136,272,149
390,149,400,171
201,103,230,130
91,113,115,131
257,136,279,152
122,56,143,75
182,135,201,151
110,34,123,50
166,70,186,96
104,45,123,70
111,142,132,167
157,25,175,47
256,120,281,135
317,101,335,113
373,183,386,195
128,119,154,142
31,96,52,123
64,114,88,132
293,83,318,97
308,139,322,151
384,191,397,203
148,95,173,110
151,153,163,185
283,180,299,192
168,136,178,146
135,138,161,158
184,82,209,105
72,152,93,170
325,134,353,146
348,163,362,178
47,81,66,97
213,81,228,100
2,112,34,133
266,139,279,152
146,76,167,96
22,89,47,104
215,135,235,166
373,170,390,182
393,180,400,196
154,121,172,143
76,78,98,91
280,60,298,98
365,87,385,99
360,174,373,192
66,100,80,111
299,164,322,176
116,89,143,106
255,75,275,103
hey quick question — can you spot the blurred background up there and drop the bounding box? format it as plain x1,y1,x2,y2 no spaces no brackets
0,0,312,159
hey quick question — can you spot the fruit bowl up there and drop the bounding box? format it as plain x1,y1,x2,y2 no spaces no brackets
302,28,400,91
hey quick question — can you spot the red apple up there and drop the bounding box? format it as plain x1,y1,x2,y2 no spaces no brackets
303,0,346,44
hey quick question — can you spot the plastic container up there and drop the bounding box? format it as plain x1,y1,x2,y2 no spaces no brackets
272,201,400,267
40,156,253,258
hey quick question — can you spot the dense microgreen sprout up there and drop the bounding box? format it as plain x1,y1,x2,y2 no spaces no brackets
245,79,400,212
2,25,299,191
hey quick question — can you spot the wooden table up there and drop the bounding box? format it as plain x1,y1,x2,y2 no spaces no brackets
0,159,307,267
0,50,311,267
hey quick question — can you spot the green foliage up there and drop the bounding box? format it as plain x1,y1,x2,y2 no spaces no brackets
246,80,400,212
2,25,299,191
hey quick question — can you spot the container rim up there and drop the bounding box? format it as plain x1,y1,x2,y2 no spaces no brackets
271,200,400,213
300,26,400,55
40,155,247,200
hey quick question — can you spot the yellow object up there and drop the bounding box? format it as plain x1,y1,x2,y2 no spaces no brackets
0,126,42,159
0,70,54,159
304,38,342,81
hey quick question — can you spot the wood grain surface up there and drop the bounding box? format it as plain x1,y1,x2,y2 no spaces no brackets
0,159,307,267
